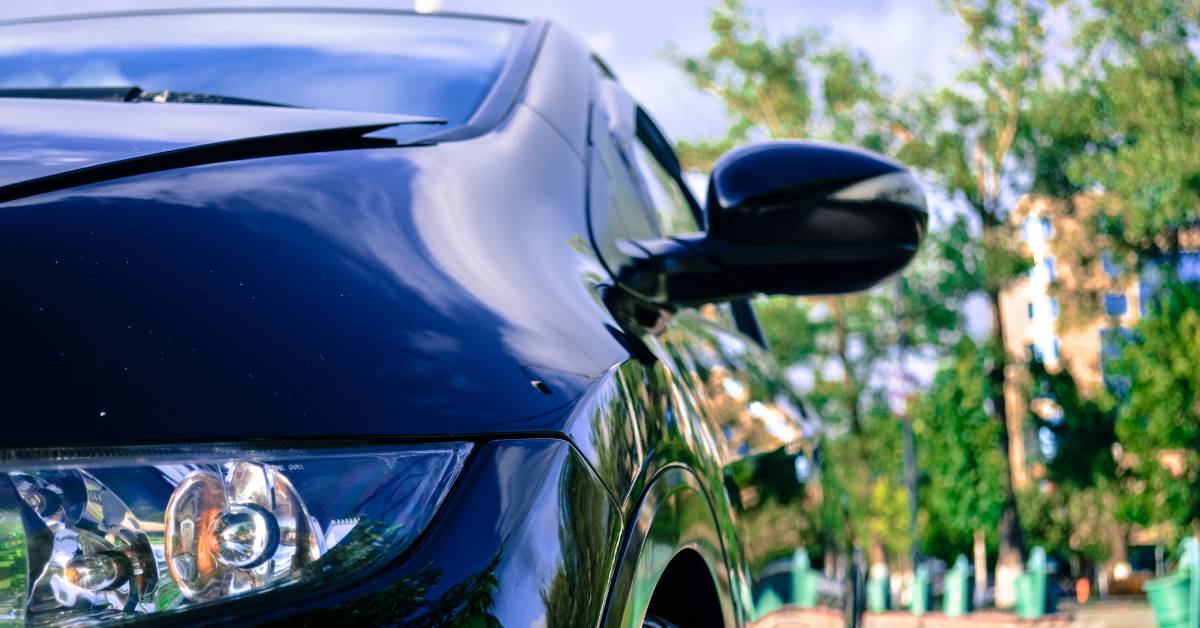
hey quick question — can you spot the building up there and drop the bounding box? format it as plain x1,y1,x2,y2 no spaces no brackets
997,196,1144,488
1001,195,1200,474
999,194,1200,591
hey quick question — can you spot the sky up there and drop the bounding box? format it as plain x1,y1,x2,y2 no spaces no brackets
0,0,968,145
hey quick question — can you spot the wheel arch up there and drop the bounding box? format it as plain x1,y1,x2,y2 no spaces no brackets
602,465,737,628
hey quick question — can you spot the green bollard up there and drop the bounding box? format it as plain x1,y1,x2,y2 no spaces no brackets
755,586,783,619
910,565,931,616
867,570,890,613
1145,537,1200,628
790,549,820,609
944,554,971,617
1016,547,1050,619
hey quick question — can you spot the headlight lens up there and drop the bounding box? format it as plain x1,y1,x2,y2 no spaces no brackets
0,442,470,625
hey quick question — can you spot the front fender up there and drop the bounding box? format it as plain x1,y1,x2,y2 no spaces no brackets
602,466,737,628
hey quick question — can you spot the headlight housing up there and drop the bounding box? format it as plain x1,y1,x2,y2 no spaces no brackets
0,442,471,625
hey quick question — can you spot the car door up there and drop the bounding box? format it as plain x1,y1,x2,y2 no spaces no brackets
614,99,846,621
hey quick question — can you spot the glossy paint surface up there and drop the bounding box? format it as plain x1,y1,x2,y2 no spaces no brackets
0,12,872,626
565,310,848,625
0,97,626,446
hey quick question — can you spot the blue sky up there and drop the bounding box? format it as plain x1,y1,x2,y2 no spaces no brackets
0,1,968,143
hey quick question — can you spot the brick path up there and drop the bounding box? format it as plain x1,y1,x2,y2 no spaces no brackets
751,601,1153,627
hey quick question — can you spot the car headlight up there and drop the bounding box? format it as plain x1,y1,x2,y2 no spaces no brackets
0,442,470,625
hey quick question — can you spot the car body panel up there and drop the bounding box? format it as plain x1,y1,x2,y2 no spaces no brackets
564,315,845,625
603,466,736,628
0,101,629,446
518,23,594,159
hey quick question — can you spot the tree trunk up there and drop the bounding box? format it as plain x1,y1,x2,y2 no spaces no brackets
1105,520,1129,586
831,300,863,434
868,536,887,576
986,286,1026,607
974,528,988,607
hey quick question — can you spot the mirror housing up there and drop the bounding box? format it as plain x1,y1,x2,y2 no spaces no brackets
616,140,928,306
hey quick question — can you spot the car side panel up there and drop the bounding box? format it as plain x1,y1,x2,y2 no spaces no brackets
602,466,736,628
656,314,847,618
572,314,833,626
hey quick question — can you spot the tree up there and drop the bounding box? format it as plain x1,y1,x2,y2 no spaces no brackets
671,0,1001,575
896,0,1058,602
1023,0,1200,554
1025,0,1200,326
1024,359,1127,576
669,0,926,571
1055,0,1200,262
912,338,1009,563
1108,282,1200,537
669,0,906,172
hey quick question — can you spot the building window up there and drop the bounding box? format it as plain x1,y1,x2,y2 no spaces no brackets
1105,293,1128,316
1041,217,1054,237
1100,327,1135,360
1051,337,1060,362
1102,251,1120,279
1045,256,1056,282
1028,301,1035,319
1050,297,1060,318
1101,327,1135,396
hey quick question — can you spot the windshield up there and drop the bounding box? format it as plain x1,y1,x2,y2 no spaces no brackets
0,10,523,124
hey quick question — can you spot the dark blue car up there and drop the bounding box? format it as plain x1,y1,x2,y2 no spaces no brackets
0,8,925,626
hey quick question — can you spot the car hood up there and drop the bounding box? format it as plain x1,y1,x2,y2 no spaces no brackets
0,99,624,447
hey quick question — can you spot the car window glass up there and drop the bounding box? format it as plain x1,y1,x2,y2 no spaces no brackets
0,12,521,124
631,138,700,235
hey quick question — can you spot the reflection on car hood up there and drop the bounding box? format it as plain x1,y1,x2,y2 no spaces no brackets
0,98,443,193
0,103,626,447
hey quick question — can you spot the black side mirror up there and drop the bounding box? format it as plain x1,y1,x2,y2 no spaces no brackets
616,140,927,306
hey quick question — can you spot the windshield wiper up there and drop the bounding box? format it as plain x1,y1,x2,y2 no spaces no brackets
0,86,299,108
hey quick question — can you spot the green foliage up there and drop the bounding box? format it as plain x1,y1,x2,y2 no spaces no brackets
902,0,1061,569
902,0,1052,221
1030,0,1200,255
668,0,904,170
753,202,985,432
1029,360,1117,488
674,0,1007,568
1020,361,1125,565
912,338,1009,559
674,0,1200,573
1109,281,1200,530
1018,0,1200,560
900,216,989,343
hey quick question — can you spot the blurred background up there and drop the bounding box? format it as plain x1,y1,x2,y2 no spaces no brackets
4,1,1198,624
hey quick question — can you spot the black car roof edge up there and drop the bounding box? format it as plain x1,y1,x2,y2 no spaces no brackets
0,6,528,28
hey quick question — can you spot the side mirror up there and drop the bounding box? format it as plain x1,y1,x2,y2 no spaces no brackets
616,140,927,306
